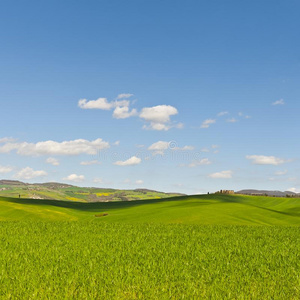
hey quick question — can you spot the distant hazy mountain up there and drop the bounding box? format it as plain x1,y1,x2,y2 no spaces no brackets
236,189,300,197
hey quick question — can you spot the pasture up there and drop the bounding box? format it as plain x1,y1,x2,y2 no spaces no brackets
0,194,299,299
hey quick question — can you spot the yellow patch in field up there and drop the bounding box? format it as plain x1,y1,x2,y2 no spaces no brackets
96,193,111,197
66,196,81,201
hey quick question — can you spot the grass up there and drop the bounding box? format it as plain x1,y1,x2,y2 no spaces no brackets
0,194,299,225
0,222,299,299
0,194,299,298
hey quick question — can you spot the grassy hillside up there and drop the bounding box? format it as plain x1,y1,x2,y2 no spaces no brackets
1,222,299,299
1,194,300,298
0,181,182,202
0,194,300,225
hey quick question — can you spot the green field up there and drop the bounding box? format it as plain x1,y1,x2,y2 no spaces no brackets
0,194,300,299
0,194,300,225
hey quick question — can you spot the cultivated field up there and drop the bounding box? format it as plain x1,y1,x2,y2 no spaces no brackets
0,181,182,202
0,194,299,299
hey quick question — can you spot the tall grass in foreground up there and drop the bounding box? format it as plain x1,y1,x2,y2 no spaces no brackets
0,222,299,299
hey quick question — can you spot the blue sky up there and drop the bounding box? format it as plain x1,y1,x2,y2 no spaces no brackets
0,0,299,194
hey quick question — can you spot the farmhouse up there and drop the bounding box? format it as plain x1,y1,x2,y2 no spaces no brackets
216,190,234,194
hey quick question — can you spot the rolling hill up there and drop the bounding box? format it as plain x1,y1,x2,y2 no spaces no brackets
0,193,299,225
0,180,183,202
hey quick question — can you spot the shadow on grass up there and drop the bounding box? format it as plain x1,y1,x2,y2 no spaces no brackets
0,195,201,212
2,194,299,219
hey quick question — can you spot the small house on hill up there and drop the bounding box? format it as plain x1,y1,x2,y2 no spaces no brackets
216,190,234,194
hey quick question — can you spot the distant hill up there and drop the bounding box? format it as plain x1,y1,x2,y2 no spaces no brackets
0,179,184,202
0,180,27,186
236,189,300,197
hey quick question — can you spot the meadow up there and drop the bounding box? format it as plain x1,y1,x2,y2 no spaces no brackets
0,194,300,299
0,181,181,202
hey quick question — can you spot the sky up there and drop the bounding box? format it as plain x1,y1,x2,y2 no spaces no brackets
0,0,299,194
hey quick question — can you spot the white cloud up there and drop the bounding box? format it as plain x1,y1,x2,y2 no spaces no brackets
275,170,288,176
78,97,130,110
0,137,16,143
113,141,120,146
174,145,194,151
114,156,141,166
211,145,219,149
78,97,182,130
200,119,216,129
14,167,47,180
0,138,109,156
140,105,179,131
63,174,85,182
135,179,144,185
217,111,228,116
46,157,60,166
113,106,138,119
116,93,133,99
78,98,113,110
246,155,289,165
0,165,13,173
148,141,170,151
188,158,212,167
226,118,238,123
208,170,232,179
140,105,178,123
272,99,285,105
148,141,194,155
80,160,101,166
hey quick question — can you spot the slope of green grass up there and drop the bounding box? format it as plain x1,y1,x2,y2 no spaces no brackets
0,222,299,299
1,194,300,298
0,194,299,225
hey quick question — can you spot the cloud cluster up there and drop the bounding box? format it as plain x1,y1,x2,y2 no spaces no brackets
80,160,101,166
114,156,141,166
246,155,289,165
200,111,251,129
226,118,238,123
208,170,233,179
113,106,138,119
0,137,16,143
140,105,180,131
272,99,285,105
14,167,47,180
0,165,13,174
46,157,60,166
0,138,109,156
78,95,181,131
200,119,216,129
148,141,194,155
63,174,85,182
188,158,211,168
